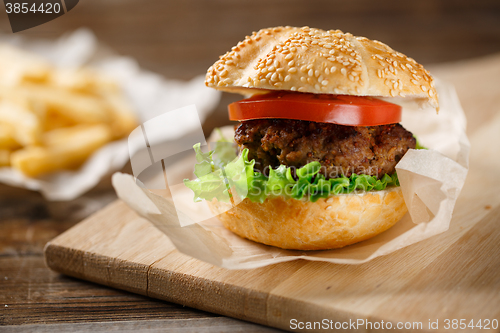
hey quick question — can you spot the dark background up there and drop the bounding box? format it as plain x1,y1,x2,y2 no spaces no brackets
1,1,500,331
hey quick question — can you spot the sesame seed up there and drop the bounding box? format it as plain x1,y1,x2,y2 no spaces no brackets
325,68,330,75
341,68,347,76
300,65,307,72
307,77,314,84
308,69,314,77
301,77,307,83
260,79,267,84
220,69,228,77
290,86,297,91
266,72,272,79
390,89,397,97
266,58,273,66
330,66,336,73
271,73,278,81
289,67,298,73
429,89,435,97
274,60,279,68
315,70,320,77
349,75,355,82
421,85,428,92
285,75,291,82
298,87,307,92
393,82,398,89
377,69,383,78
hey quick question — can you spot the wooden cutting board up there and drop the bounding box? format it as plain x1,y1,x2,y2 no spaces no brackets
45,55,500,332
44,135,500,332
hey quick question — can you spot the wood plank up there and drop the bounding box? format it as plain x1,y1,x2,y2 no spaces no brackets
1,317,280,333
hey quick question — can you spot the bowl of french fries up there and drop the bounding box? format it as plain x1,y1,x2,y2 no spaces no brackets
0,43,138,199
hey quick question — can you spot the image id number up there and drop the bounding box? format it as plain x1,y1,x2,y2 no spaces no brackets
5,2,61,14
444,319,498,330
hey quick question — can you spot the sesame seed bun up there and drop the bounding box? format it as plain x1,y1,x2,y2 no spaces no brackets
207,186,407,250
206,26,438,109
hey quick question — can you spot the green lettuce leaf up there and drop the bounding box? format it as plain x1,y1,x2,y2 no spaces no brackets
183,142,400,203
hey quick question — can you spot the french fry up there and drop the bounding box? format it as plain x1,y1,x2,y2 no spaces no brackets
0,149,10,166
50,67,119,94
17,83,111,124
0,99,41,145
0,123,21,150
42,110,75,131
100,91,138,139
11,124,112,177
0,45,51,86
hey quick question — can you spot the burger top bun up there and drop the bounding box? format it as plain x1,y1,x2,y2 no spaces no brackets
205,26,438,110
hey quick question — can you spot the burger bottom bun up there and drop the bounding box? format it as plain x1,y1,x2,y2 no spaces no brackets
207,187,407,250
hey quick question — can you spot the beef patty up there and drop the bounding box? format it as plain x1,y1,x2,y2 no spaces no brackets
234,119,416,179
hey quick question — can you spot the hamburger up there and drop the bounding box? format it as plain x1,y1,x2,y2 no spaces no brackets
185,26,438,250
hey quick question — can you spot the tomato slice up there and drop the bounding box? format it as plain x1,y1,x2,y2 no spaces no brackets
228,91,402,126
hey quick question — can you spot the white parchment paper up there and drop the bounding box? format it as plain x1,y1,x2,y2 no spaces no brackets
0,29,221,200
112,79,469,269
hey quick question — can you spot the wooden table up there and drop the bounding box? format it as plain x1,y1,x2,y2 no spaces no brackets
1,1,500,331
